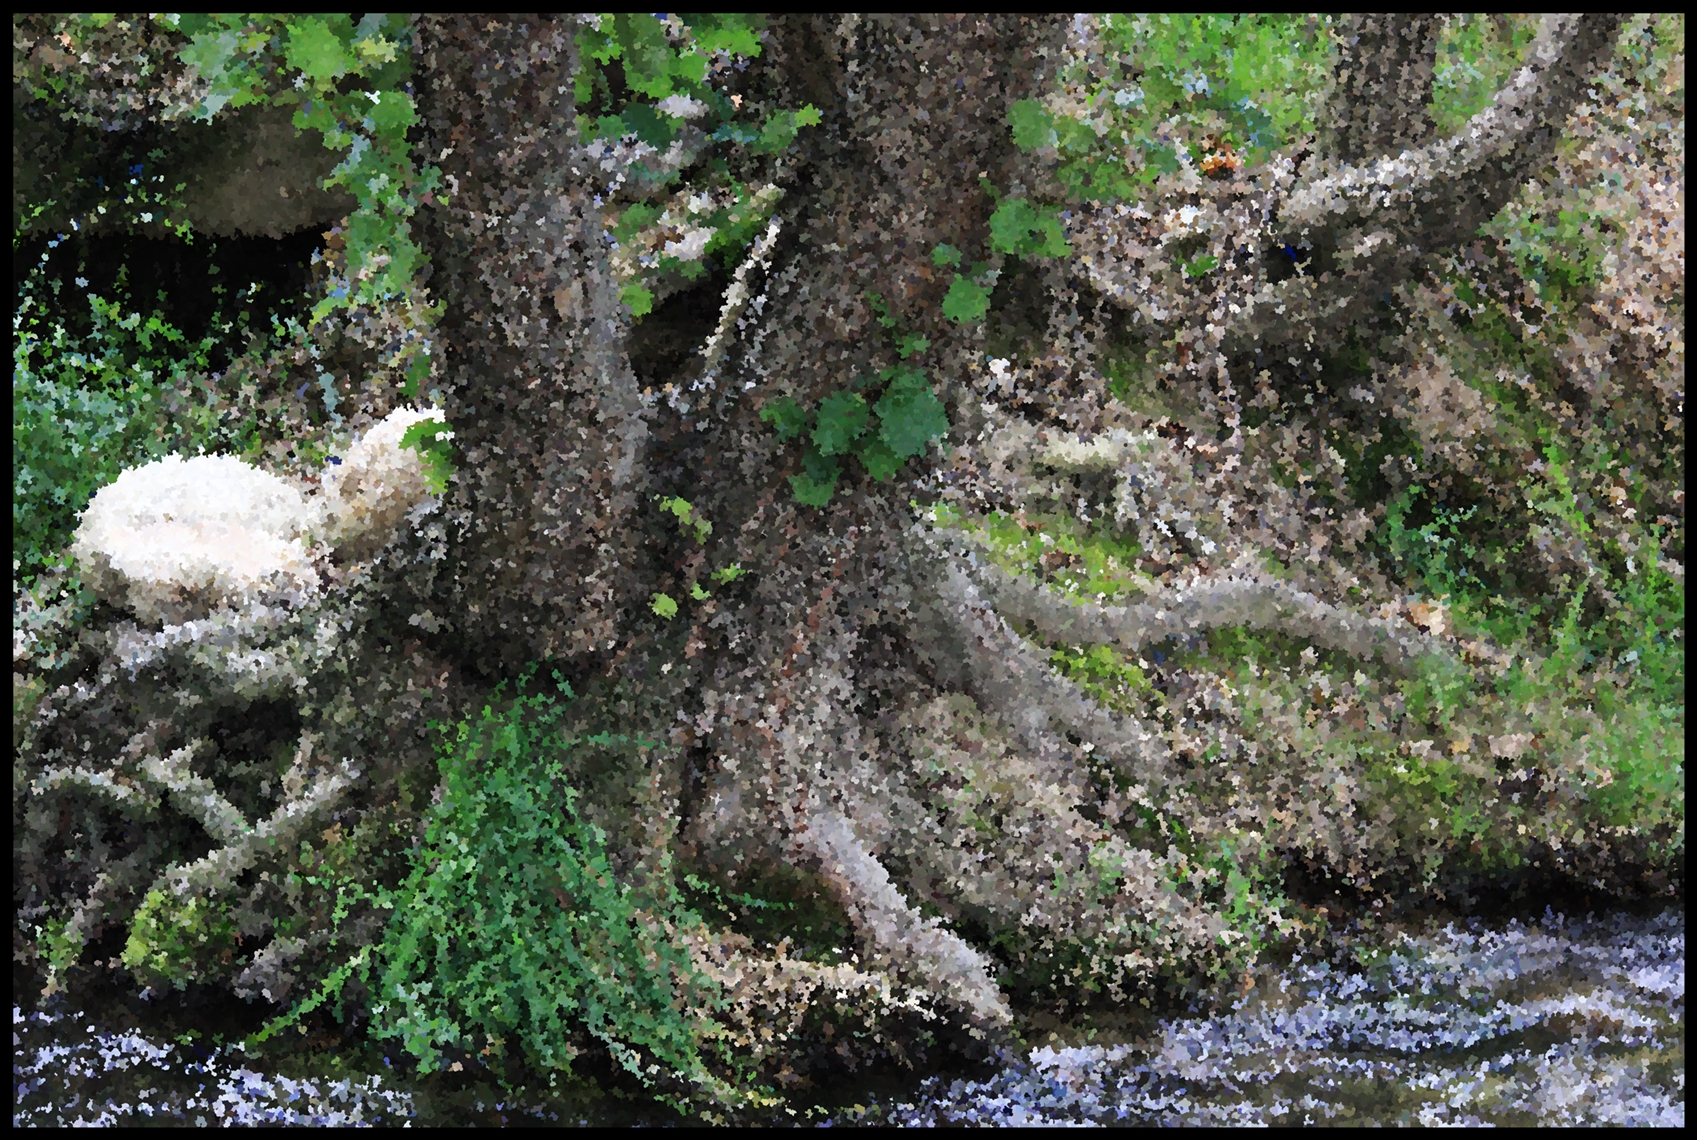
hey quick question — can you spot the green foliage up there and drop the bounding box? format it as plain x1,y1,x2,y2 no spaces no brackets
579,13,761,105
788,446,840,508
1430,15,1543,133
1007,97,1059,150
925,502,1150,604
1020,14,1334,203
122,889,240,990
651,592,680,619
812,391,870,456
575,14,818,315
762,351,950,506
165,14,441,328
757,396,808,442
987,197,1071,259
863,290,898,331
930,240,997,325
896,333,931,360
872,366,949,459
254,667,756,1110
12,259,289,588
398,419,457,496
621,282,656,318
1048,643,1151,713
35,915,84,995
658,496,713,543
941,273,994,325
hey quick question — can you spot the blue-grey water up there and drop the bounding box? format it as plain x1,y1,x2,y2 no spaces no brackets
15,905,1683,1126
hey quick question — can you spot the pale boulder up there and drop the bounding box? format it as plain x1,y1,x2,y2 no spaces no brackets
320,406,447,561
70,454,325,625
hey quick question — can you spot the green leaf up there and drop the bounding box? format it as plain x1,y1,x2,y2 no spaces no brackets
613,13,678,99
813,391,869,456
621,282,654,318
685,14,764,58
752,106,820,154
612,201,662,243
855,434,903,482
658,495,712,542
1008,98,1058,150
864,291,897,331
941,275,992,323
620,102,678,149
897,334,931,360
710,563,745,584
788,473,836,507
932,243,963,268
1183,253,1219,278
874,367,949,458
364,90,416,135
790,446,840,506
650,592,679,618
758,396,809,442
283,17,353,92
689,581,711,600
399,419,456,495
989,198,1072,259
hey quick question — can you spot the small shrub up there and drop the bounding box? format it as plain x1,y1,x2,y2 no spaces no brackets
253,666,755,1111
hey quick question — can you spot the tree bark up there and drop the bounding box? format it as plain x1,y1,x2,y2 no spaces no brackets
414,15,655,679
1317,14,1441,165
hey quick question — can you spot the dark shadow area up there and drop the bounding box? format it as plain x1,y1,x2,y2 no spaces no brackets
16,226,322,375
626,264,732,389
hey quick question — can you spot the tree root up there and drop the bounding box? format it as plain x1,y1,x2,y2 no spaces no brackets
138,741,252,845
889,693,1230,994
905,521,1177,790
151,732,355,901
797,805,1011,1029
960,539,1455,675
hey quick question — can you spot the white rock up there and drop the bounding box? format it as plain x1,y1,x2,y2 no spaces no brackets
320,406,447,561
70,454,325,625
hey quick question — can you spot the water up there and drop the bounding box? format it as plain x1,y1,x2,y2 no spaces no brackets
15,905,1684,1127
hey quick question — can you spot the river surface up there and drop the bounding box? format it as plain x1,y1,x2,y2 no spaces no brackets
15,904,1684,1126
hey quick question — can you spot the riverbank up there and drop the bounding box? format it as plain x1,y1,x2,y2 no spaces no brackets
15,903,1682,1126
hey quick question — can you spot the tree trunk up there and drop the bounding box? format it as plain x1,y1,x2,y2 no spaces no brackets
414,15,655,679
1317,14,1441,165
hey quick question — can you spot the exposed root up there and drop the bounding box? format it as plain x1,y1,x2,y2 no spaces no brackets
906,521,1177,789
798,806,1011,1029
962,543,1455,675
888,693,1230,997
152,738,355,902
232,930,333,1005
30,764,162,817
681,923,951,1077
1280,15,1628,248
138,741,251,845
